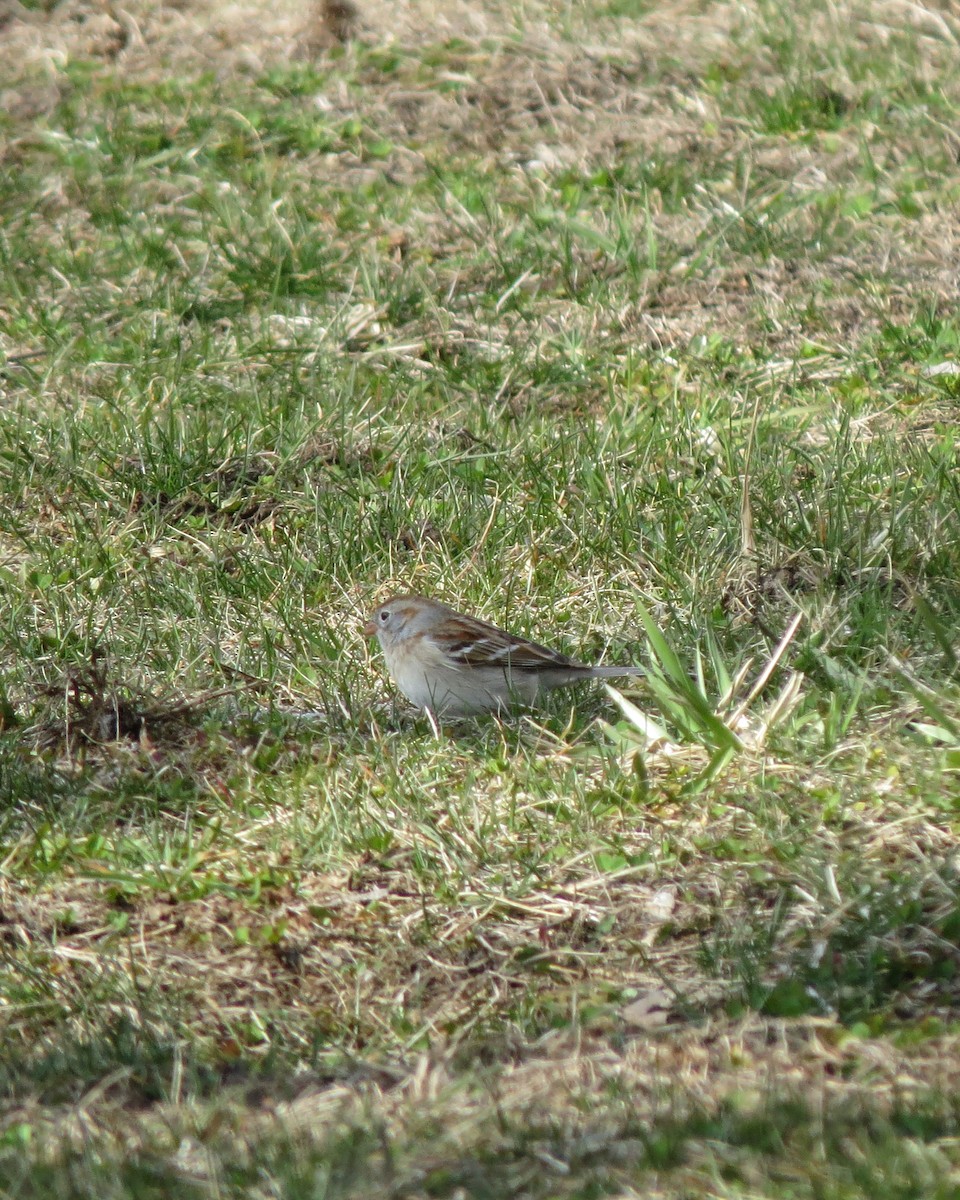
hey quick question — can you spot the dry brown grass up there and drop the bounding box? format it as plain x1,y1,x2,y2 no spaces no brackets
3,749,957,1147
5,0,960,366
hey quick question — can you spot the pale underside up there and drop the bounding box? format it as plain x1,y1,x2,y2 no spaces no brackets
384,632,639,716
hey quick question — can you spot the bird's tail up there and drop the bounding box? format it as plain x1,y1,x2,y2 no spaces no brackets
589,665,644,679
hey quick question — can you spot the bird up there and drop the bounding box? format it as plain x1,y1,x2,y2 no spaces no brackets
363,592,642,717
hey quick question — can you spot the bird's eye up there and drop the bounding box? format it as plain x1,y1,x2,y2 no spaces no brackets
379,610,389,622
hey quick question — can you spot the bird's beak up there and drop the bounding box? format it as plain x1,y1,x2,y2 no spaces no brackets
362,618,376,637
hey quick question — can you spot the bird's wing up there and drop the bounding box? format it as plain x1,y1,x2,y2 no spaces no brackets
440,622,582,673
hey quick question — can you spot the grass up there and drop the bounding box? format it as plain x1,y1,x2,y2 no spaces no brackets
2,0,960,1194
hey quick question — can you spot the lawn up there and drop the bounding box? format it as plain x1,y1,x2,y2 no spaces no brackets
2,0,960,1195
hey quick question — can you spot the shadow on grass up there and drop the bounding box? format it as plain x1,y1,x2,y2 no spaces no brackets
701,860,960,1027
3,1086,960,1199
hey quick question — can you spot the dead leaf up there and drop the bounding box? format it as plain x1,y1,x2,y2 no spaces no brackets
621,987,672,1030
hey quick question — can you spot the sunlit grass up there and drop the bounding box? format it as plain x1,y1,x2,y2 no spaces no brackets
2,0,960,1194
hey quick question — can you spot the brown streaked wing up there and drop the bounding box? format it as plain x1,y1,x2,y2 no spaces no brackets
445,630,581,672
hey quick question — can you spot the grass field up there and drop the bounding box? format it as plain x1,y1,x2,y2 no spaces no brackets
2,0,960,1194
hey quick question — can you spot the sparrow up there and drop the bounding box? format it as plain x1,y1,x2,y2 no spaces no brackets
364,593,642,717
